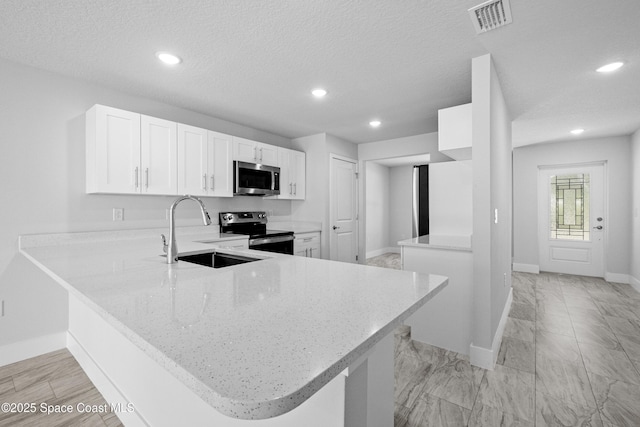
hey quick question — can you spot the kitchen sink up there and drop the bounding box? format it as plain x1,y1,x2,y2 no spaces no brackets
177,251,261,268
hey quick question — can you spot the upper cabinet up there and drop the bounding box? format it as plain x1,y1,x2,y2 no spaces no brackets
438,103,472,161
141,115,178,195
277,148,306,200
86,105,177,195
86,104,296,199
177,126,233,198
233,137,278,167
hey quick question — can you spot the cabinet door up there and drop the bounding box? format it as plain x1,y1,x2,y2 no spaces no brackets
257,143,279,167
87,105,141,194
308,246,320,258
291,150,306,200
141,115,177,195
232,137,258,163
277,148,293,199
177,124,208,196
294,247,309,257
294,232,320,257
208,131,233,197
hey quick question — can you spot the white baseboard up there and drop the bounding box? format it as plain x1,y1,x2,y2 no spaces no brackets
0,332,67,367
366,247,400,259
630,275,640,293
512,263,539,274
67,332,146,427
604,272,630,284
469,288,513,370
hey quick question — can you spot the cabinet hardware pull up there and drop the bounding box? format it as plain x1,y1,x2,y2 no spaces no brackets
203,174,207,190
293,183,297,195
211,175,214,190
290,183,293,195
305,248,309,257
253,146,257,161
303,238,312,242
134,167,139,189
145,168,149,189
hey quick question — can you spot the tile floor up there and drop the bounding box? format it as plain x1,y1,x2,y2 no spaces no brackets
395,272,640,426
366,253,402,270
2,270,639,426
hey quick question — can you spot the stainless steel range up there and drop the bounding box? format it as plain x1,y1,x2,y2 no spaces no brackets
219,211,294,255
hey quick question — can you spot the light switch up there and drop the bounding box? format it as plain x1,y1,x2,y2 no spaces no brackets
494,208,498,224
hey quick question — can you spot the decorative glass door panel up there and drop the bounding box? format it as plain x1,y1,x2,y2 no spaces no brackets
549,174,590,241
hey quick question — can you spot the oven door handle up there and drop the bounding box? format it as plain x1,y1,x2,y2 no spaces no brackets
249,235,294,246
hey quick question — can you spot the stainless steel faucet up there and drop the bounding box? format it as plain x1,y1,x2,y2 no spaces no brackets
164,195,212,264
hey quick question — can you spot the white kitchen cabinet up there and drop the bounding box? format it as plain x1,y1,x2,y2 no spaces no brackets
86,104,177,195
208,131,234,197
277,148,306,200
140,115,178,195
438,103,472,160
177,125,233,197
232,136,278,166
294,232,320,258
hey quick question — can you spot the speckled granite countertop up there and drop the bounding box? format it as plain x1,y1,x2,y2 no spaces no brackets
267,220,322,234
398,234,472,252
19,228,447,420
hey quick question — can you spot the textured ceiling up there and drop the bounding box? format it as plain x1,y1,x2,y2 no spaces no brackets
1,0,639,146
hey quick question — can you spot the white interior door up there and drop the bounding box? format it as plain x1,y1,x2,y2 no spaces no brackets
538,164,605,277
330,155,358,263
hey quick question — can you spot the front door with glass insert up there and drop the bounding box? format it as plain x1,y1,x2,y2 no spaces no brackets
538,164,604,277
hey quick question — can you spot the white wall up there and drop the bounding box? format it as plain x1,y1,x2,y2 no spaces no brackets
0,58,293,348
357,132,450,163
470,54,513,366
630,130,640,289
429,160,473,236
357,132,451,262
291,133,358,259
389,166,414,247
513,136,632,278
365,162,390,257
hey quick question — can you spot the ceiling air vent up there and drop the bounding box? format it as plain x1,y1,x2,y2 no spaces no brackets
468,0,513,34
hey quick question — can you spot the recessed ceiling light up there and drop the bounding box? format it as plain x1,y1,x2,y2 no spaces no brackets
311,88,327,98
596,61,624,73
156,51,182,65
369,120,381,128
570,128,585,135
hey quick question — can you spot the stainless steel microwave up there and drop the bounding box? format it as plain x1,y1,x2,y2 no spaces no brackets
234,161,280,196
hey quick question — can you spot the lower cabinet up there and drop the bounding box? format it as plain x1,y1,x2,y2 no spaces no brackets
294,232,320,258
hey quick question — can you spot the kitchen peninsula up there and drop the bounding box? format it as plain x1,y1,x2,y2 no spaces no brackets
398,234,473,356
19,228,447,426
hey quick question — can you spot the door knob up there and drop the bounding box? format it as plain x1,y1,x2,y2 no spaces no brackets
332,225,340,230
593,225,603,230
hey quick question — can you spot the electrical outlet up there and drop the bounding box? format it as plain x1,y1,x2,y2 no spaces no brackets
113,208,124,221
494,208,499,224
503,272,507,287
